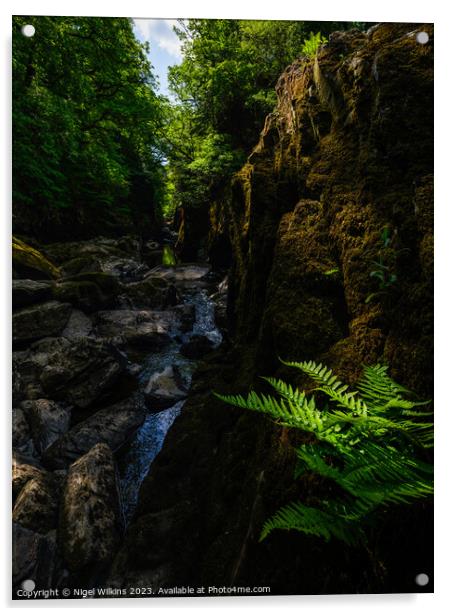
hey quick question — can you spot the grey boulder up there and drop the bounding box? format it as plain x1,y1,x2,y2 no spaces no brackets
42,394,146,469
12,301,72,344
59,443,122,572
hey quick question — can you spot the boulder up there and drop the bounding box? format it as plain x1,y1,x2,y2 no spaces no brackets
120,277,169,309
13,473,62,533
61,309,93,340
42,394,146,469
12,301,72,344
60,256,102,276
21,399,71,454
53,271,120,312
12,236,60,280
180,334,215,359
12,452,46,500
174,303,196,333
59,443,122,572
148,264,210,284
12,524,58,592
12,407,33,452
95,309,175,351
101,257,149,282
12,279,53,309
43,236,137,264
144,365,188,412
13,337,124,408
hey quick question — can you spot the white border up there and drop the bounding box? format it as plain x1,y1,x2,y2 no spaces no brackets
2,1,450,614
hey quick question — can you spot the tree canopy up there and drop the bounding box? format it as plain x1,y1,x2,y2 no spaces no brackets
162,19,371,215
12,16,166,239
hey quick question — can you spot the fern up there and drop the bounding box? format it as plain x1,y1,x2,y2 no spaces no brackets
214,361,433,545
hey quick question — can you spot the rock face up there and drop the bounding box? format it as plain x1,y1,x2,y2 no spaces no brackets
227,23,434,396
110,24,433,595
59,443,122,572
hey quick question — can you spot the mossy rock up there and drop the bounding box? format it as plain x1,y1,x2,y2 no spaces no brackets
53,273,119,312
65,271,120,294
12,236,60,280
60,257,102,277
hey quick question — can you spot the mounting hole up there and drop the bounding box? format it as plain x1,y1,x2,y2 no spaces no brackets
21,24,35,38
21,579,36,591
415,573,429,586
416,31,429,45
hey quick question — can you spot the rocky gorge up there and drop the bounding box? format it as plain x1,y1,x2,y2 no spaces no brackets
108,23,433,595
12,21,433,598
12,233,226,592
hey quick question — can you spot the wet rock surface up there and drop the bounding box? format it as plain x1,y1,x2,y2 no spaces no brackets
144,365,188,411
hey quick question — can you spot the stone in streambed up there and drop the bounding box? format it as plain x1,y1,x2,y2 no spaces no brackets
12,301,72,344
144,365,188,412
12,407,35,458
13,472,62,533
120,276,173,309
12,279,53,309
59,443,122,572
53,271,120,312
12,337,124,409
21,399,71,454
12,523,59,592
95,309,175,351
12,452,46,501
42,394,146,469
61,308,93,340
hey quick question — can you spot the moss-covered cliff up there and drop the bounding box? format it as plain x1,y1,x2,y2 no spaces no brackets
109,23,433,594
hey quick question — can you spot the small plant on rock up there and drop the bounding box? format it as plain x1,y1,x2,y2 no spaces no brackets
215,360,433,545
365,226,408,304
301,32,328,58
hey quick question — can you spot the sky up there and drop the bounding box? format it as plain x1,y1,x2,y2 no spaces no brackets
133,19,183,97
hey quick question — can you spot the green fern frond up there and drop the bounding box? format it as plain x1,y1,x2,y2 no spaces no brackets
281,359,346,392
216,360,433,546
261,500,366,545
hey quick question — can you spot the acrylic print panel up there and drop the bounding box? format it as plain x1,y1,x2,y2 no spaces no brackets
12,15,433,600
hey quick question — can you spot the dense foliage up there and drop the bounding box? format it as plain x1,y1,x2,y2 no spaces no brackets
12,16,166,239
216,361,433,545
163,20,372,216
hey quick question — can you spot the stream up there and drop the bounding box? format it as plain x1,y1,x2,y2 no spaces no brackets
117,272,223,524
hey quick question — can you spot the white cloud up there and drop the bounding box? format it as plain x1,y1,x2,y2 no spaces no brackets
133,19,183,60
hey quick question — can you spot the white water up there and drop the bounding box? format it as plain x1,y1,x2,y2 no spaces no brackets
117,282,222,524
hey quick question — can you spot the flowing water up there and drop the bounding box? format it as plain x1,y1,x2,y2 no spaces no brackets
117,277,223,524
